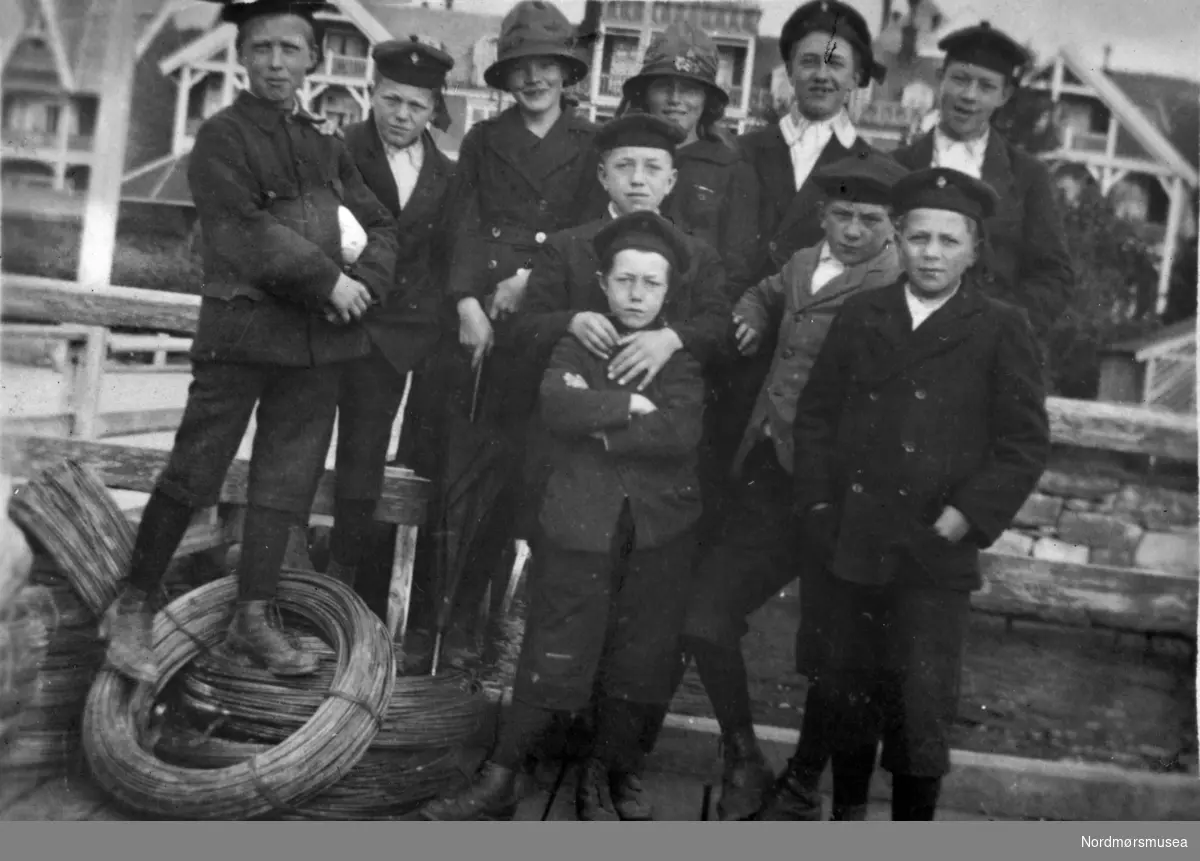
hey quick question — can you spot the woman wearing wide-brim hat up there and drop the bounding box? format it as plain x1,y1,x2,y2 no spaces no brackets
442,1,606,655
616,21,758,295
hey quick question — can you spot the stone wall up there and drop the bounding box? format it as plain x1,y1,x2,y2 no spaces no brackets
992,455,1199,575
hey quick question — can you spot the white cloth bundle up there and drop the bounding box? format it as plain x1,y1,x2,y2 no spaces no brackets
338,205,367,266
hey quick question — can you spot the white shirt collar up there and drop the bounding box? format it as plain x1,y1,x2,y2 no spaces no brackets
779,108,858,151
904,281,960,330
932,126,989,177
608,202,660,220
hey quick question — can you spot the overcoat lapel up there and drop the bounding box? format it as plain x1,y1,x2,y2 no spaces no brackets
356,116,401,215
980,132,1019,203
395,134,446,229
485,104,583,193
858,281,986,386
773,135,856,239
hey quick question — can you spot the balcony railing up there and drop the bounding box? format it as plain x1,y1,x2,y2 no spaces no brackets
325,53,369,79
2,129,58,149
857,101,923,128
1064,128,1109,154
598,72,631,99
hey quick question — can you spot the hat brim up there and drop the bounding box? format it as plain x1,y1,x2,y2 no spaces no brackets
484,46,590,90
621,71,730,109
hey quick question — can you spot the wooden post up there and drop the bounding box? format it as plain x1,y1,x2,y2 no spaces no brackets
1156,175,1185,316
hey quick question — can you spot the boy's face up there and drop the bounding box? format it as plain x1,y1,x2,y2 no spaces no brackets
238,15,316,108
371,78,435,149
789,31,858,122
598,147,678,216
897,208,978,298
937,61,1012,140
821,200,893,266
599,249,671,329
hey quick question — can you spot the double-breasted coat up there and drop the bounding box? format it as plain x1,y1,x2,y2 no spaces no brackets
891,131,1075,342
343,118,455,378
662,138,760,298
791,278,1050,593
188,91,399,368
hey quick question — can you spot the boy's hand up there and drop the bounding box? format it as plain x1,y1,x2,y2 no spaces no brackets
328,273,372,323
457,297,494,370
488,269,530,320
628,394,658,416
933,505,970,543
569,312,620,359
609,329,684,390
733,314,761,356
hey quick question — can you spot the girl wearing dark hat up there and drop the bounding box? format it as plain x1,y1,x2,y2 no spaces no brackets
443,0,607,647
616,21,759,293
421,213,707,822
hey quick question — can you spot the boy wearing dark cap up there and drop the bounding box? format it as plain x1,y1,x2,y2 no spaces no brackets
782,167,1049,821
647,152,908,821
517,112,731,383
420,213,706,822
102,0,399,681
321,39,457,618
892,21,1074,344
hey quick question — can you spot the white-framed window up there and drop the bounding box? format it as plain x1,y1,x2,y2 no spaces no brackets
465,103,500,134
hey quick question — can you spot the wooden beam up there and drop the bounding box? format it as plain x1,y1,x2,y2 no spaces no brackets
1156,176,1185,316
3,434,430,527
1046,395,1197,461
1,274,200,334
975,552,1197,638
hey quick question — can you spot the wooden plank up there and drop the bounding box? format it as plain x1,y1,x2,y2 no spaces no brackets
1,323,92,341
4,434,429,527
975,552,1198,637
1,274,200,335
1047,395,1197,461
107,334,192,353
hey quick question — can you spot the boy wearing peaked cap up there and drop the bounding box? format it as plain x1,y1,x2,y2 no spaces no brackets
421,213,707,822
643,151,908,821
102,0,399,682
320,38,458,636
891,21,1074,347
780,167,1049,821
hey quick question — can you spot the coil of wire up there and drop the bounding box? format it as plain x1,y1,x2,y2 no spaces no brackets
0,584,50,747
177,635,490,751
83,571,396,820
0,557,105,775
153,720,474,820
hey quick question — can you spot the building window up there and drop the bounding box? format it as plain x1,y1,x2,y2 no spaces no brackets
466,103,500,132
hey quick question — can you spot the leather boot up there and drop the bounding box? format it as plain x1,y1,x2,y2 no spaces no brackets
717,726,776,821
101,585,157,684
223,600,320,677
325,558,357,590
832,803,869,821
611,771,654,821
755,762,824,821
419,762,524,821
576,757,619,821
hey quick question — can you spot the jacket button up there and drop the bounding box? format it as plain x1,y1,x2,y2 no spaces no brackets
898,488,909,497
869,392,879,401
902,442,915,453
768,241,777,252
538,199,548,210
851,483,863,493
535,231,547,244
491,227,501,238
915,389,927,399
487,260,497,270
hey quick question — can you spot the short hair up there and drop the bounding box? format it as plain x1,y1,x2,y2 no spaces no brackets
234,14,319,59
598,247,677,291
601,144,675,169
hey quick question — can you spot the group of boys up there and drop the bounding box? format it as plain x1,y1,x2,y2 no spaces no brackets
104,0,1065,822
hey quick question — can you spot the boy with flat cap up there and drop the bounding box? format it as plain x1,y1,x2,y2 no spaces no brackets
647,152,910,821
891,21,1074,345
102,0,399,682
324,38,457,626
784,167,1049,821
421,212,706,822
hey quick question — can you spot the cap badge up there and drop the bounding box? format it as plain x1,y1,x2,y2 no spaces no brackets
936,176,947,188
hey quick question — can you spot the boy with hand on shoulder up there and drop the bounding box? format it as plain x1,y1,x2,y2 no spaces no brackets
420,212,706,822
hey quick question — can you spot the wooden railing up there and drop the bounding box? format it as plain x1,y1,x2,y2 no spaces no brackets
1,275,1196,639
